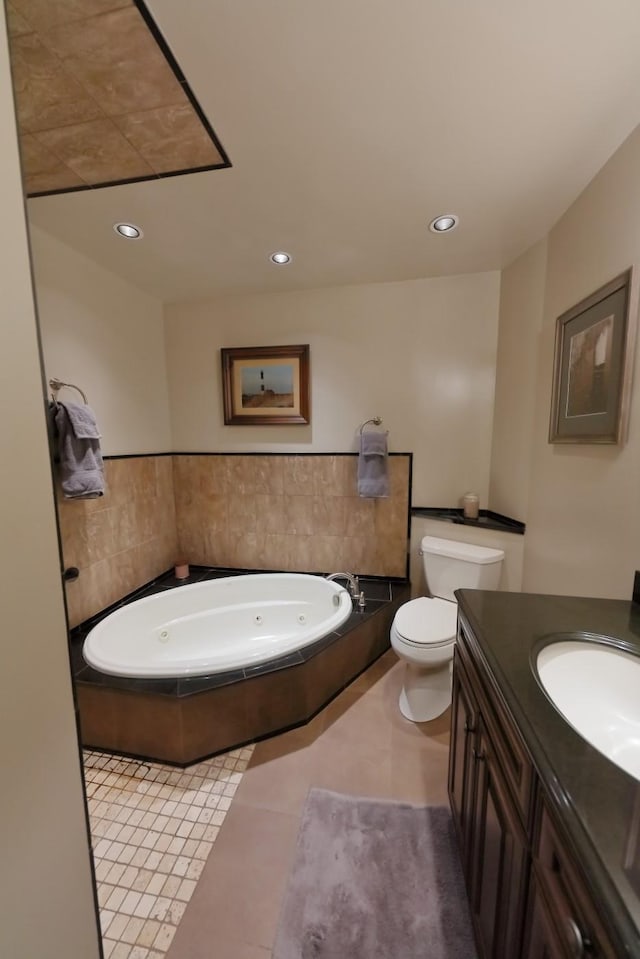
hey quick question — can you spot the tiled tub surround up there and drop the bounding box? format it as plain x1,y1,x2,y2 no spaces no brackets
172,453,411,579
57,452,411,629
85,745,254,959
71,568,409,764
58,456,178,628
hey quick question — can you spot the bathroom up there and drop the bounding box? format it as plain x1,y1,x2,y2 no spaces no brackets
5,2,640,957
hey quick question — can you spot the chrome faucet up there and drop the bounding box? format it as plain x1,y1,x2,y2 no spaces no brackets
326,571,360,598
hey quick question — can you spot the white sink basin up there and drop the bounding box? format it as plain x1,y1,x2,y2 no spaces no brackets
535,637,640,781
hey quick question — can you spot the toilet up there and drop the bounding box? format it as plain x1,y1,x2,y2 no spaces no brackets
390,535,504,722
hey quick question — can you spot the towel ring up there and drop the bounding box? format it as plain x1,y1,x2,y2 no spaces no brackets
49,377,88,404
359,417,383,434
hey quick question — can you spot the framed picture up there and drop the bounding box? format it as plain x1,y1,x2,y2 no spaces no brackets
549,269,636,444
221,344,310,425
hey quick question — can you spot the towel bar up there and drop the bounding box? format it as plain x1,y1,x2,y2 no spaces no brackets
359,416,382,434
49,377,88,404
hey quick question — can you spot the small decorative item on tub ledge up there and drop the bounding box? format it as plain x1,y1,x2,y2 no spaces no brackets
174,561,190,580
462,492,479,519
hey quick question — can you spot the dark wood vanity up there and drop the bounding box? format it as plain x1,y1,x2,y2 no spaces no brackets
449,589,640,958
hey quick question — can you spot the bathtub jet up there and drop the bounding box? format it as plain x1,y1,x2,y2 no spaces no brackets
82,573,354,679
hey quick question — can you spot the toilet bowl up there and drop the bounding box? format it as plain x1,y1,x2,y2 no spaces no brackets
390,535,504,723
390,596,458,722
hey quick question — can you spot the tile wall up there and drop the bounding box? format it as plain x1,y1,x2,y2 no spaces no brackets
58,456,178,628
173,454,410,580
58,453,410,628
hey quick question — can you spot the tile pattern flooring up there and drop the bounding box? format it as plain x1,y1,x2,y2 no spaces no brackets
84,649,451,958
84,745,254,958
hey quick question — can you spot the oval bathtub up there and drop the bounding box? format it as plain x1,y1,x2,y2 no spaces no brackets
82,573,354,679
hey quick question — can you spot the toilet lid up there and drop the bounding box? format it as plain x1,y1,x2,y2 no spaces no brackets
394,597,457,647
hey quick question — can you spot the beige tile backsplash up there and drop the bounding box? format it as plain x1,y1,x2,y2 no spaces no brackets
59,456,178,628
59,453,410,627
173,454,410,581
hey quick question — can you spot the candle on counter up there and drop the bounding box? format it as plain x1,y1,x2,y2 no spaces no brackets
462,492,479,519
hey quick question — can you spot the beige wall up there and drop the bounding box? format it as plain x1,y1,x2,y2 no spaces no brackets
0,8,100,958
165,271,501,508
34,121,640,611
494,124,640,600
30,225,172,456
489,240,547,522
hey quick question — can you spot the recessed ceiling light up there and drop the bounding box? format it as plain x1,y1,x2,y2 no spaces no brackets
429,214,459,233
114,222,143,239
270,251,291,265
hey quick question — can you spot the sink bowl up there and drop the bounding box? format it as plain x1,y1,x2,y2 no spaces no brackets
535,636,640,781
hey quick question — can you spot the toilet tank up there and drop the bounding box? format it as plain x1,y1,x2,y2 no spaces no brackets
421,535,504,602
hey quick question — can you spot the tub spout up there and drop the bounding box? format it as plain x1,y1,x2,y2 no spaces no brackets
326,571,360,598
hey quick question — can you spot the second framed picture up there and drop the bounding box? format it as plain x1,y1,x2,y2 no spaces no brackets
549,270,636,444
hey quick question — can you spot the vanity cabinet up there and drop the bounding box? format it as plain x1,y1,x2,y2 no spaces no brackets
448,651,477,875
521,798,618,959
450,612,620,959
449,627,529,957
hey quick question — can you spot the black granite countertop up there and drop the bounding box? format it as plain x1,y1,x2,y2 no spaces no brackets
412,506,525,535
456,588,640,958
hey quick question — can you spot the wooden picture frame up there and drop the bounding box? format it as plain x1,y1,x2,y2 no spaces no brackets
549,269,636,444
221,344,310,425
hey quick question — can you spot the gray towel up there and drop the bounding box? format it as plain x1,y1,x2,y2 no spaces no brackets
54,402,105,499
357,430,389,497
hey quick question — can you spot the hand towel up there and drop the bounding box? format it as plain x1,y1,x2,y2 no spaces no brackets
54,401,105,499
357,429,389,498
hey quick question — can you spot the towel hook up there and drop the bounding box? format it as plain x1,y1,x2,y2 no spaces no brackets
359,416,383,435
49,377,88,405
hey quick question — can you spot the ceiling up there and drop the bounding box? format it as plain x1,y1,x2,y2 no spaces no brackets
15,0,640,302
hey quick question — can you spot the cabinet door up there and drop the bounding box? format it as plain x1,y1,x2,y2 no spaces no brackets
469,720,529,959
522,872,567,959
448,651,478,885
529,800,619,959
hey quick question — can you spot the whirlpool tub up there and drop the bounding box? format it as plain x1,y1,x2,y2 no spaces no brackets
82,572,354,679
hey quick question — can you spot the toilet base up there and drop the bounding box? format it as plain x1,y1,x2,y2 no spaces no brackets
398,661,452,723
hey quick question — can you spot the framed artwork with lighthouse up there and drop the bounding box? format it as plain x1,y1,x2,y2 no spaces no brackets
221,344,310,425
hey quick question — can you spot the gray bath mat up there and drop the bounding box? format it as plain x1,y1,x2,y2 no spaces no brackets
272,788,477,959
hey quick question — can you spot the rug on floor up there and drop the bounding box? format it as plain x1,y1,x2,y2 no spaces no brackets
272,787,477,959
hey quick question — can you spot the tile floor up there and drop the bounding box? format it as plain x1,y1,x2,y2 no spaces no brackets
84,745,254,958
164,648,451,958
